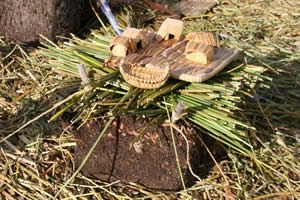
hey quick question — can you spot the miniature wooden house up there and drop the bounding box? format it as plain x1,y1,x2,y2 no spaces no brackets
156,18,184,41
185,41,215,65
110,28,148,57
185,32,217,64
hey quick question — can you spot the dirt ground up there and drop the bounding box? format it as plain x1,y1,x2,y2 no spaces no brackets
74,116,225,191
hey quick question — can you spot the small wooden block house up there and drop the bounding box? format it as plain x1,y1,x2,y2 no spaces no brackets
156,18,184,41
110,28,150,57
185,41,215,65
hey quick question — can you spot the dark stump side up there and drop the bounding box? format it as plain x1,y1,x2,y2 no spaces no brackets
74,116,220,191
0,0,86,42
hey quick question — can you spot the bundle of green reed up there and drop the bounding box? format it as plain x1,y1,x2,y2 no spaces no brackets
36,26,267,157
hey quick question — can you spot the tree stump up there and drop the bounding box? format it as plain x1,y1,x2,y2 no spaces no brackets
0,0,87,42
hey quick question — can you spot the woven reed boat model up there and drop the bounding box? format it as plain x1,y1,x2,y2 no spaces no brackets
104,18,240,89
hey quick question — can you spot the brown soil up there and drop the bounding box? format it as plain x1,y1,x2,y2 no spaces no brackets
74,116,224,191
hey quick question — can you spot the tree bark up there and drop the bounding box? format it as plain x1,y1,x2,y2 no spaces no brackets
0,0,87,42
